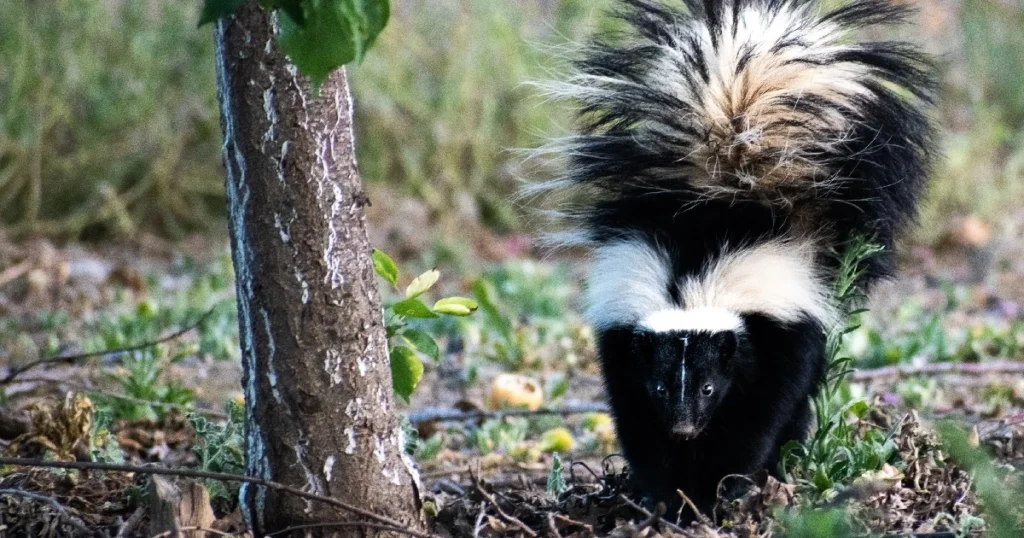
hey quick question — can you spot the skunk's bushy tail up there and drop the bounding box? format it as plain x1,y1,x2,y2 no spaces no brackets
533,0,935,264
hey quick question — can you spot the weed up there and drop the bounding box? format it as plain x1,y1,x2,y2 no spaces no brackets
471,417,530,455
775,506,856,538
88,407,125,464
467,261,589,371
782,238,901,499
93,347,196,422
547,453,568,497
189,399,245,513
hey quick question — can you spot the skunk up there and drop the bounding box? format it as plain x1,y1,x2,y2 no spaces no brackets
531,0,935,520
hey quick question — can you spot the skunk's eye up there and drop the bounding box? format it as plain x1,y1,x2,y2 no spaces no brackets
701,383,714,397
655,383,667,395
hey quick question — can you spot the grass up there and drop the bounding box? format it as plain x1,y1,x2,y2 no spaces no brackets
0,0,1021,240
350,0,608,231
0,0,223,239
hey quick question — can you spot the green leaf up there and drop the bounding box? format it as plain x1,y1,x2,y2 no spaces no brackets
199,0,245,26
813,469,834,492
402,329,439,362
372,249,398,288
405,269,439,299
472,279,500,317
546,453,567,497
393,298,438,319
389,345,423,403
433,297,478,316
278,0,390,88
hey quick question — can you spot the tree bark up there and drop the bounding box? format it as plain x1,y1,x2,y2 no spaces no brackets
213,3,423,535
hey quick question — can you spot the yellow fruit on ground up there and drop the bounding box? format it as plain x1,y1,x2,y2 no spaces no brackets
485,373,544,411
539,427,575,453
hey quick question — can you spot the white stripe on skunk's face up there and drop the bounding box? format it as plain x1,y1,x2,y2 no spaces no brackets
585,236,834,330
640,307,743,333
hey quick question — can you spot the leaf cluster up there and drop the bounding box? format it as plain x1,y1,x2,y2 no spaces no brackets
372,249,477,402
201,0,390,88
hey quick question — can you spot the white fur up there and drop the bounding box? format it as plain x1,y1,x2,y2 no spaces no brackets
585,238,674,330
679,239,835,327
640,307,744,333
584,237,834,330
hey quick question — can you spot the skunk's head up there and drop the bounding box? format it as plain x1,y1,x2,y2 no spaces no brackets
633,309,745,441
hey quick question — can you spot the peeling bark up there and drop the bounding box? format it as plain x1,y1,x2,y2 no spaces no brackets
213,3,423,535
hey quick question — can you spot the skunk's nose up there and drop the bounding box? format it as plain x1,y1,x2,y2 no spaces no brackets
671,424,698,440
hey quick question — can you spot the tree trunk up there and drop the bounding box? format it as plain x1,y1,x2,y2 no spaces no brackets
213,3,423,535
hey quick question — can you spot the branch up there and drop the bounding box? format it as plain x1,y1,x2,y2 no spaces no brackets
0,458,433,538
474,483,538,538
409,403,609,424
150,526,236,538
14,376,229,419
263,521,421,537
617,495,686,535
850,361,1024,383
0,307,218,386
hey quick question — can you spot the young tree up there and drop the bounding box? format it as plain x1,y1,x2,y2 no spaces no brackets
211,1,423,534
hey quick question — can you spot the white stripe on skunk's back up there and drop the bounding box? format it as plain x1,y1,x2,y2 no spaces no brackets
585,237,834,330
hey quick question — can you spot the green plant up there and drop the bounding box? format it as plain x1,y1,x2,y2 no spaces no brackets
88,407,126,464
547,453,568,497
372,248,478,402
775,506,856,538
470,417,529,454
782,238,900,498
467,262,587,371
93,347,197,422
190,399,245,513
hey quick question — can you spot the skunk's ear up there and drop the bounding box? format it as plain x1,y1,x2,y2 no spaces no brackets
717,331,738,365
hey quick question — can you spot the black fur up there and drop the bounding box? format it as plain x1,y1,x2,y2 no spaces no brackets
544,0,936,285
599,316,825,520
534,0,936,522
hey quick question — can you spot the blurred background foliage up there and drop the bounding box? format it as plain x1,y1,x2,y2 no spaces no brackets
0,0,1021,241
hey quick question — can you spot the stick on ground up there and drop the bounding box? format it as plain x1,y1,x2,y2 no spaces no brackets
0,457,433,538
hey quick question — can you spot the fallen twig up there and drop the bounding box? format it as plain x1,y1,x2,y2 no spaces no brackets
0,487,92,536
0,457,433,538
474,483,538,537
149,525,237,538
0,307,218,386
850,361,1024,383
409,403,609,425
634,501,665,537
676,489,713,528
551,513,594,537
473,501,487,538
13,376,229,419
0,259,32,288
547,513,563,538
115,506,146,538
263,521,418,537
617,495,686,536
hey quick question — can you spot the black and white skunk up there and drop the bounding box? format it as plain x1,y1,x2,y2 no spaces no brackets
531,0,935,520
